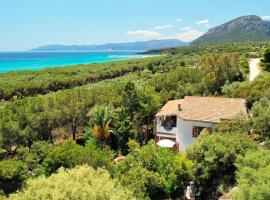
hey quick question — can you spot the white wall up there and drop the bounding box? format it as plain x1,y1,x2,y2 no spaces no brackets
176,117,213,150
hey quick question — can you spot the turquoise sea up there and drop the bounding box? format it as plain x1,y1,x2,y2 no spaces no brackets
0,51,153,73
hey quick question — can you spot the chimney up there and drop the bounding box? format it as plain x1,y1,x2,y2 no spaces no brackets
178,104,182,111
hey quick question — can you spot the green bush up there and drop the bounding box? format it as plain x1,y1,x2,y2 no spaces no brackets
215,114,250,134
230,149,270,200
185,133,257,199
250,97,270,138
222,72,270,106
114,142,192,199
15,141,55,176
43,140,114,175
8,165,136,200
261,48,270,71
0,159,28,194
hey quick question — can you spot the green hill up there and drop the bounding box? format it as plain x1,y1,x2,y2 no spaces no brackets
192,15,270,45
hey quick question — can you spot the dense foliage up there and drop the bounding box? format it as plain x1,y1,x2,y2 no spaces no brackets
199,53,243,94
0,159,28,194
185,132,257,199
261,48,270,71
0,42,266,101
215,97,270,140
0,89,95,152
222,72,270,106
230,149,270,200
8,165,136,200
249,97,270,138
43,140,114,175
144,42,267,57
0,42,270,199
0,54,196,101
114,141,193,199
0,58,149,100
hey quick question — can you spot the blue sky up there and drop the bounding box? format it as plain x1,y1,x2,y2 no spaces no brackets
1,0,270,51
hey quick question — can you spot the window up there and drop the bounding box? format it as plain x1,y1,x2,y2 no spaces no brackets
161,116,176,126
159,116,177,131
192,126,212,137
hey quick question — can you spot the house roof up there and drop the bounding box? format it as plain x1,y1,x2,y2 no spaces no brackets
156,96,247,123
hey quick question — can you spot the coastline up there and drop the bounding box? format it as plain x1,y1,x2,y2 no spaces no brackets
0,51,159,74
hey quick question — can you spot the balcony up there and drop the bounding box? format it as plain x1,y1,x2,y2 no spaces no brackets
156,115,177,135
156,125,177,135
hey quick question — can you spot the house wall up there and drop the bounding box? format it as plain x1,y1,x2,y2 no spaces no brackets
176,117,214,150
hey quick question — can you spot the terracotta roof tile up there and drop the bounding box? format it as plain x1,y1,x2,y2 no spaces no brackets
156,96,247,123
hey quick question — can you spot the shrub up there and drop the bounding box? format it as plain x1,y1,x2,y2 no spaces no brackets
43,140,114,175
0,159,28,194
114,142,192,199
250,97,270,138
185,133,257,199
230,149,270,200
215,114,250,134
8,165,136,200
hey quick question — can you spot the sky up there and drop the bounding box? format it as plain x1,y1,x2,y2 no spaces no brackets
0,0,270,51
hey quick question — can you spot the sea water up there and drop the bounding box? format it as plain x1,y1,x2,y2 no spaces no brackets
0,51,153,73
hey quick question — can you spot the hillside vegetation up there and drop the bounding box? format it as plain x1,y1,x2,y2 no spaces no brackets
0,42,270,200
0,43,267,101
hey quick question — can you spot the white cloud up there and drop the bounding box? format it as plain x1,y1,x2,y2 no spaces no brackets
181,26,192,31
176,29,204,42
261,16,270,21
195,19,210,28
126,27,204,42
177,18,182,22
154,25,173,30
196,19,209,25
126,30,162,40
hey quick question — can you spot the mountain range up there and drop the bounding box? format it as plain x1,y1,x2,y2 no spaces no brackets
192,15,270,45
31,15,270,51
31,39,188,51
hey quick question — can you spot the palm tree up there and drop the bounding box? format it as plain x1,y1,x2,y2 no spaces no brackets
87,105,114,147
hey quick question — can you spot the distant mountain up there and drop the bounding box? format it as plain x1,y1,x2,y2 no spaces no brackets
31,39,188,51
192,15,270,45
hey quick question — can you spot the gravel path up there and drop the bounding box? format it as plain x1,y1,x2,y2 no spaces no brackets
249,58,261,81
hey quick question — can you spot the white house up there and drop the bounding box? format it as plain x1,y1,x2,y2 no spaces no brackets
155,96,247,150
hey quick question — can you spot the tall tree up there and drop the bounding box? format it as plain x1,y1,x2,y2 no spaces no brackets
262,48,270,71
112,106,135,154
122,81,140,120
200,53,242,94
59,90,94,140
0,114,20,153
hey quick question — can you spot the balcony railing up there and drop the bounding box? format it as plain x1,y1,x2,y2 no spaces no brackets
156,125,177,135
